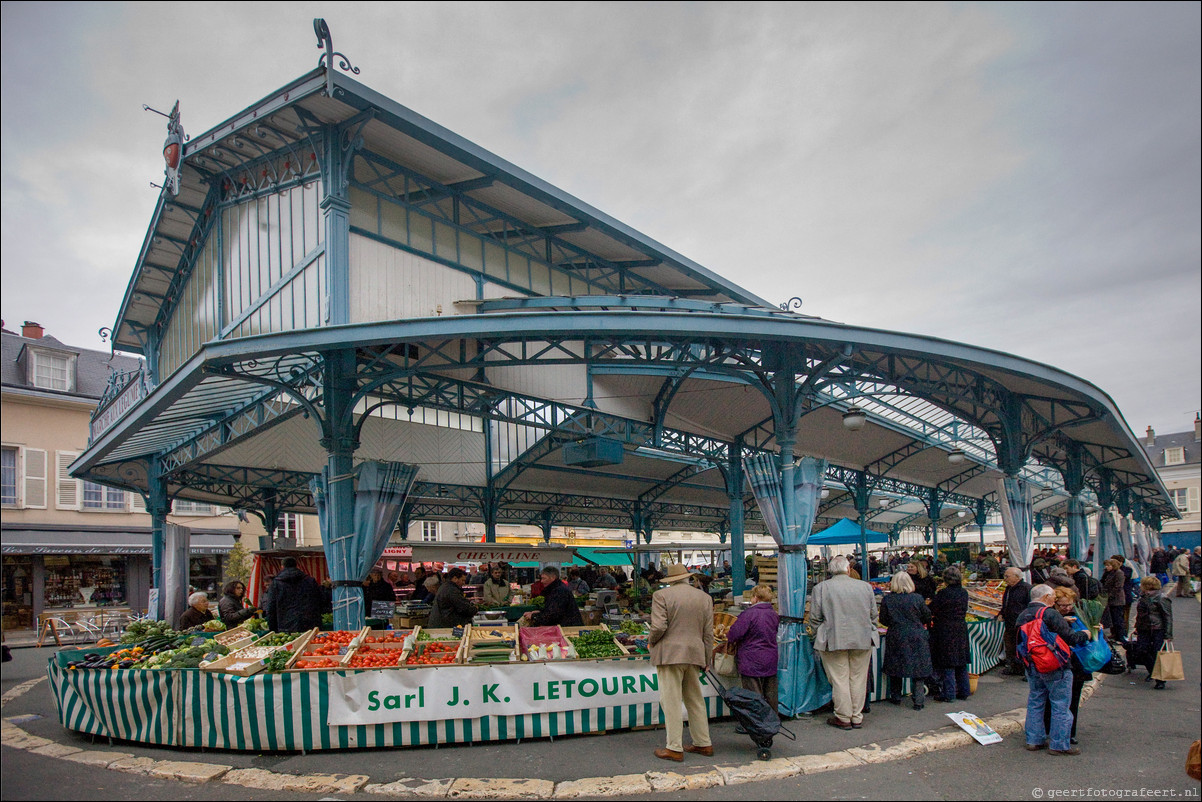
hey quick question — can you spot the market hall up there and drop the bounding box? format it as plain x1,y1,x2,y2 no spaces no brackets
56,21,1177,752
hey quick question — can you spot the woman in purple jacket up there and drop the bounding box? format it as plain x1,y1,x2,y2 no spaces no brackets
724,584,781,713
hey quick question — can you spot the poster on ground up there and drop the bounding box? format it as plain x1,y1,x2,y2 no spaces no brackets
946,711,1003,745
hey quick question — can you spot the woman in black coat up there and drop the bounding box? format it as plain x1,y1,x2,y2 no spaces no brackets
217,580,258,628
879,571,934,709
907,560,937,600
929,567,971,701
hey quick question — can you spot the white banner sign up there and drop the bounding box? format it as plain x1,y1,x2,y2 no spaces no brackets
381,544,583,564
327,660,718,725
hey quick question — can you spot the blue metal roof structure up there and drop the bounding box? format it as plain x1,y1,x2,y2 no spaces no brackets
73,25,1177,581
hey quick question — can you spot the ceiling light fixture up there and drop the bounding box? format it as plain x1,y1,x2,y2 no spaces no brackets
947,448,966,464
842,406,867,431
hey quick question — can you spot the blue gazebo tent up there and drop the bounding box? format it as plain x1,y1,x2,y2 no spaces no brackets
808,518,890,546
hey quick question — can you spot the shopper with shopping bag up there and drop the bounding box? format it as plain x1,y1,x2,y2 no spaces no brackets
1132,575,1175,689
1151,643,1184,684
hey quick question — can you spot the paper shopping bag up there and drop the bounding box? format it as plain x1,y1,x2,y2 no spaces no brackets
1151,643,1184,682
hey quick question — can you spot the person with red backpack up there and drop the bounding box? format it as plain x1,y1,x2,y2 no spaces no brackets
1017,584,1091,756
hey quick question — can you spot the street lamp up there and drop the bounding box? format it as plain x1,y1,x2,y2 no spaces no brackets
842,406,867,431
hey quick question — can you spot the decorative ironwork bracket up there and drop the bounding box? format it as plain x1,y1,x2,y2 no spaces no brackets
314,18,360,98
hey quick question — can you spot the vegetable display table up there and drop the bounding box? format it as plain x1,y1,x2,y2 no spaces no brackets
48,650,730,751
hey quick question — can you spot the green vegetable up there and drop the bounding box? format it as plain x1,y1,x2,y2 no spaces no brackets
119,620,178,644
254,631,302,648
264,651,291,672
1073,599,1105,638
570,629,624,659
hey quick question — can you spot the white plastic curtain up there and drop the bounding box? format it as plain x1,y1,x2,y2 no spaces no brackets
746,452,829,716
1066,496,1090,563
311,461,419,630
997,476,1034,581
1132,521,1152,576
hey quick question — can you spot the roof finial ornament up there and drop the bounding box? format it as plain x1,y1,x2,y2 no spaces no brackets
314,18,360,97
779,296,803,313
144,101,186,196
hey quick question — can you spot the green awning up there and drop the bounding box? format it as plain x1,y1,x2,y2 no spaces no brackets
511,547,633,568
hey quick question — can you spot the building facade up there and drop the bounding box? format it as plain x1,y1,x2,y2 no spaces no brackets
1,322,244,633
1143,418,1202,548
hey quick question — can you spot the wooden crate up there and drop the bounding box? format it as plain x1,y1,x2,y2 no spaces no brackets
518,624,571,661
466,622,518,664
199,651,273,677
560,624,631,659
211,624,259,652
754,557,779,588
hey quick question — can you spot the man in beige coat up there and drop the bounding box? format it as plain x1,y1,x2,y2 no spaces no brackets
810,555,879,730
649,563,716,761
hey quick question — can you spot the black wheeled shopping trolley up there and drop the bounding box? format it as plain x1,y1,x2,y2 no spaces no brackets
705,669,795,760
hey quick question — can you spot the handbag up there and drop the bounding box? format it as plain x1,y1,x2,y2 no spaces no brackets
1101,641,1126,675
1187,740,1201,781
714,644,739,677
1151,642,1184,682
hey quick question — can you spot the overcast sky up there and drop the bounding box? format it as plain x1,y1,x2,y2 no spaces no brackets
2,2,1198,437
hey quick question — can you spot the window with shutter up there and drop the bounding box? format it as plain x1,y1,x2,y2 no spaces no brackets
56,451,81,509
130,492,147,513
1,446,17,506
23,448,47,509
1189,486,1200,514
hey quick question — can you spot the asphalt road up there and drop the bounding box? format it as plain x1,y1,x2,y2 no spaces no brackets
2,595,1198,800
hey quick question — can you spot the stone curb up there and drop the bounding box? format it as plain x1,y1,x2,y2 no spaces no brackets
0,671,1110,798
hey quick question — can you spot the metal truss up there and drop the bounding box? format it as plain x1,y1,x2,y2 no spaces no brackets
96,317,1171,528
348,149,675,297
168,464,316,511
147,183,223,345
195,132,325,207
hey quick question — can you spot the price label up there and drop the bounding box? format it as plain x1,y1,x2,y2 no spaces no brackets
191,637,208,647
338,646,349,655
204,651,220,662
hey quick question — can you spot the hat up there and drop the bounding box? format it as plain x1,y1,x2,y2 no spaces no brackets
661,563,697,584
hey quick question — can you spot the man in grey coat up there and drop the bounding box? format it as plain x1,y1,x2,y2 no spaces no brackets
809,555,879,730
649,563,716,762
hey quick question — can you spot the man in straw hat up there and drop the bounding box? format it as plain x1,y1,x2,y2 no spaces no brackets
649,563,716,761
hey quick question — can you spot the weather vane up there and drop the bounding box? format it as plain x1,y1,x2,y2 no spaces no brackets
314,18,360,97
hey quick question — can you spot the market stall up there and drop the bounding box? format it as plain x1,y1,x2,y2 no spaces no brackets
48,623,728,751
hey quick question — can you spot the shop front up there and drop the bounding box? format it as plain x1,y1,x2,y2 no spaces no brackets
0,525,235,634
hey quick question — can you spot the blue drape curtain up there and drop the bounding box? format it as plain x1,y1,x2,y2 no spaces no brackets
1093,510,1125,580
747,453,830,716
998,476,1034,581
1067,496,1089,563
310,461,419,630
